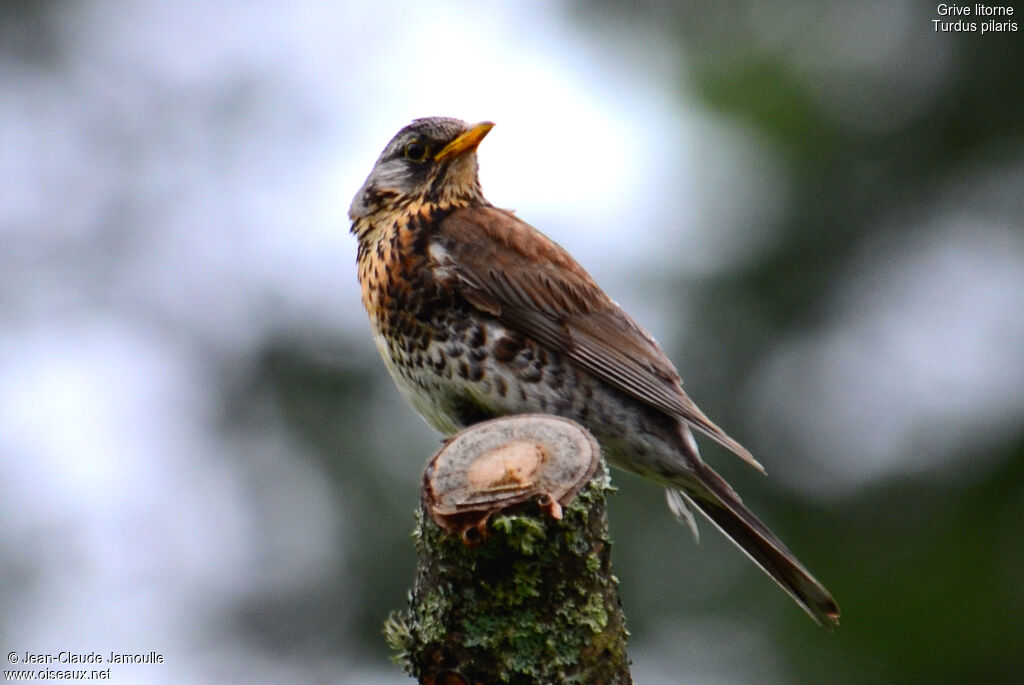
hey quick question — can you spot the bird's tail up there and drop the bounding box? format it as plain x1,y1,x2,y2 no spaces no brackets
673,462,840,629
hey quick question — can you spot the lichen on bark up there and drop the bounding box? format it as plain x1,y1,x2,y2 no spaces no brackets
385,464,631,684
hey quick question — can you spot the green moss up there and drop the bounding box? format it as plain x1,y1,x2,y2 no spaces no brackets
491,514,547,555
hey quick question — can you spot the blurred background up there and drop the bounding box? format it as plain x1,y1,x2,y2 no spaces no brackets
2,1,1022,683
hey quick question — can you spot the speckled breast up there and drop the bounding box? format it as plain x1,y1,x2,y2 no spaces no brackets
355,207,589,435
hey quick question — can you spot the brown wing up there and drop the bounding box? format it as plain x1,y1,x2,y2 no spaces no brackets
437,205,762,472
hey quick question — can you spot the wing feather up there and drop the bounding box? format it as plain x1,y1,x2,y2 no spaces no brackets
438,206,762,471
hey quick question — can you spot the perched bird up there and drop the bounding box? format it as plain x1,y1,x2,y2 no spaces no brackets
349,116,839,628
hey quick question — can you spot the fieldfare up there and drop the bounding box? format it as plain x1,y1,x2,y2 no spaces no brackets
350,117,839,628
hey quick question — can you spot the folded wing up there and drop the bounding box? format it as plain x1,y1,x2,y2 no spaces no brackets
437,206,762,472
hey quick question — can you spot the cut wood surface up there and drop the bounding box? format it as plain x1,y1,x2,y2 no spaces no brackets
387,414,632,685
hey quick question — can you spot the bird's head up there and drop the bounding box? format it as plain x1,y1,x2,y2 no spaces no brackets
349,117,494,224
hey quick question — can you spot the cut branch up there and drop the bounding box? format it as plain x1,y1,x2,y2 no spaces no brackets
386,414,631,684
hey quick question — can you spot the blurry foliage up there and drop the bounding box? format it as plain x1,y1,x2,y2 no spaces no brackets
0,0,59,67
233,343,422,651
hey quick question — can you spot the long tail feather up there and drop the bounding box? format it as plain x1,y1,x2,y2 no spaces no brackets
676,463,840,629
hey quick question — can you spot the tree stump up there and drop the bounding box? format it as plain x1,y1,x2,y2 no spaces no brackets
385,414,632,684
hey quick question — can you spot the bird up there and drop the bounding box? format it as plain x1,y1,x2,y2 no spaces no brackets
349,116,839,628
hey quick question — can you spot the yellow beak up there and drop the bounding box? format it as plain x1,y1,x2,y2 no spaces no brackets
434,121,495,162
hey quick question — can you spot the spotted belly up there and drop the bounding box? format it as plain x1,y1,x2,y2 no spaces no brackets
372,316,569,434
372,315,688,484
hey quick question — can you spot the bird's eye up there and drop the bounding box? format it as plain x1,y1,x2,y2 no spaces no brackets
404,140,428,162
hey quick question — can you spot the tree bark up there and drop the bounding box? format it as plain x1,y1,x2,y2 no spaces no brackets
385,414,632,685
